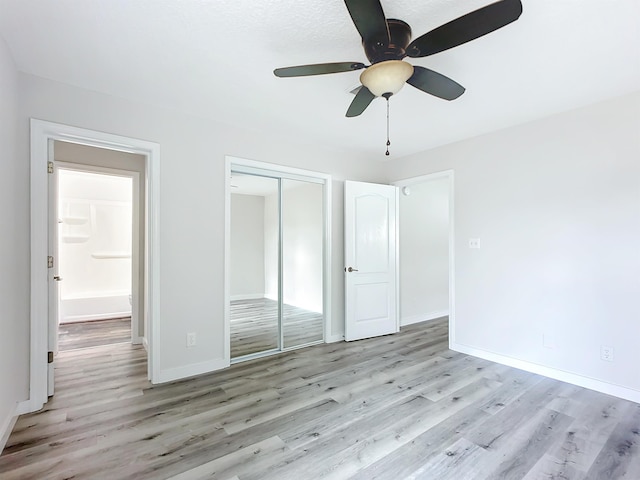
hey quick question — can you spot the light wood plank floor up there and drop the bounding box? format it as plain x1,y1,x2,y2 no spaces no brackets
58,317,132,351
230,298,323,358
2,318,639,479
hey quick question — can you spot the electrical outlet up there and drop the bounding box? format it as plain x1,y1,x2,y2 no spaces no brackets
600,345,614,362
186,332,196,347
469,238,481,249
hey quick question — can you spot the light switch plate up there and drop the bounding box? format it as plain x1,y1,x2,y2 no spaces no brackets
469,238,481,249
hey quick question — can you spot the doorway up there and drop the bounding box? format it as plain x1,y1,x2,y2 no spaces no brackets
55,164,138,352
225,157,332,363
26,120,160,414
394,171,454,329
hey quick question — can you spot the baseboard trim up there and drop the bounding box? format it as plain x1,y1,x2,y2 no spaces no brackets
1,405,18,452
401,311,449,327
141,336,149,351
230,294,265,301
61,311,132,323
16,398,40,415
451,341,640,404
326,334,344,343
156,358,229,384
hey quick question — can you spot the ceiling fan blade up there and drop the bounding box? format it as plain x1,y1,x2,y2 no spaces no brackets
406,0,523,58
344,0,389,43
346,86,376,117
274,62,366,78
406,66,465,100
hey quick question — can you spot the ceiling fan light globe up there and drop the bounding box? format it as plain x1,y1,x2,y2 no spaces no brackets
359,60,414,97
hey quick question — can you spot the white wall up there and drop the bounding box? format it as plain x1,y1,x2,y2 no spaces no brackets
385,91,640,402
399,178,449,325
230,193,265,299
0,35,27,447
17,73,387,383
58,169,133,322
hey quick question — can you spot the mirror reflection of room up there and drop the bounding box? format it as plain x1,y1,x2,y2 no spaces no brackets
230,172,323,359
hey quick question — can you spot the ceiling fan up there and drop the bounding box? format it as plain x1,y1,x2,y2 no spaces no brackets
274,0,523,122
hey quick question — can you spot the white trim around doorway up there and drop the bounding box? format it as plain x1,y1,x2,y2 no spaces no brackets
22,119,161,414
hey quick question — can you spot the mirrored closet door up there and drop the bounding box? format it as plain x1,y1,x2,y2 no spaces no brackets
229,167,325,361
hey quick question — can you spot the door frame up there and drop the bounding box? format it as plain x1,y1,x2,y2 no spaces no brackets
392,170,455,344
55,162,142,344
224,156,332,363
22,119,161,414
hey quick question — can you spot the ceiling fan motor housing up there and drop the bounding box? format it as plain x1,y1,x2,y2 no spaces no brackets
364,19,412,64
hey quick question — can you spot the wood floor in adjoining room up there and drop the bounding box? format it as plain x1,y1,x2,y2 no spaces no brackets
58,317,131,351
2,318,639,479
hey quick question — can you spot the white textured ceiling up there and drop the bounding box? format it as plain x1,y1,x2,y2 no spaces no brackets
1,0,639,160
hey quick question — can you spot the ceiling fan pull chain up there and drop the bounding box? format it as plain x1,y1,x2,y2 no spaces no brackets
385,96,391,156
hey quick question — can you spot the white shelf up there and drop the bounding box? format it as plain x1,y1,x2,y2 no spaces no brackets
91,252,132,259
62,235,90,243
61,216,88,225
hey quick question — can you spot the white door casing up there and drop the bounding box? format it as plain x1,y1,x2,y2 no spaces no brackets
25,119,161,415
344,180,399,341
47,141,58,396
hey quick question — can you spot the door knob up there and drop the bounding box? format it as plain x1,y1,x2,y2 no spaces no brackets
54,276,63,281
346,267,358,273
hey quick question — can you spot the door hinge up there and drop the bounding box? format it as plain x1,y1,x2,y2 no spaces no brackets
48,351,54,363
48,256,54,268
48,161,54,174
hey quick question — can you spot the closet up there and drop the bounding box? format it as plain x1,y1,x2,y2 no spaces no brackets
228,163,327,361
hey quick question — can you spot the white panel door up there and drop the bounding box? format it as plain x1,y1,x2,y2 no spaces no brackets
47,140,59,396
344,180,398,341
